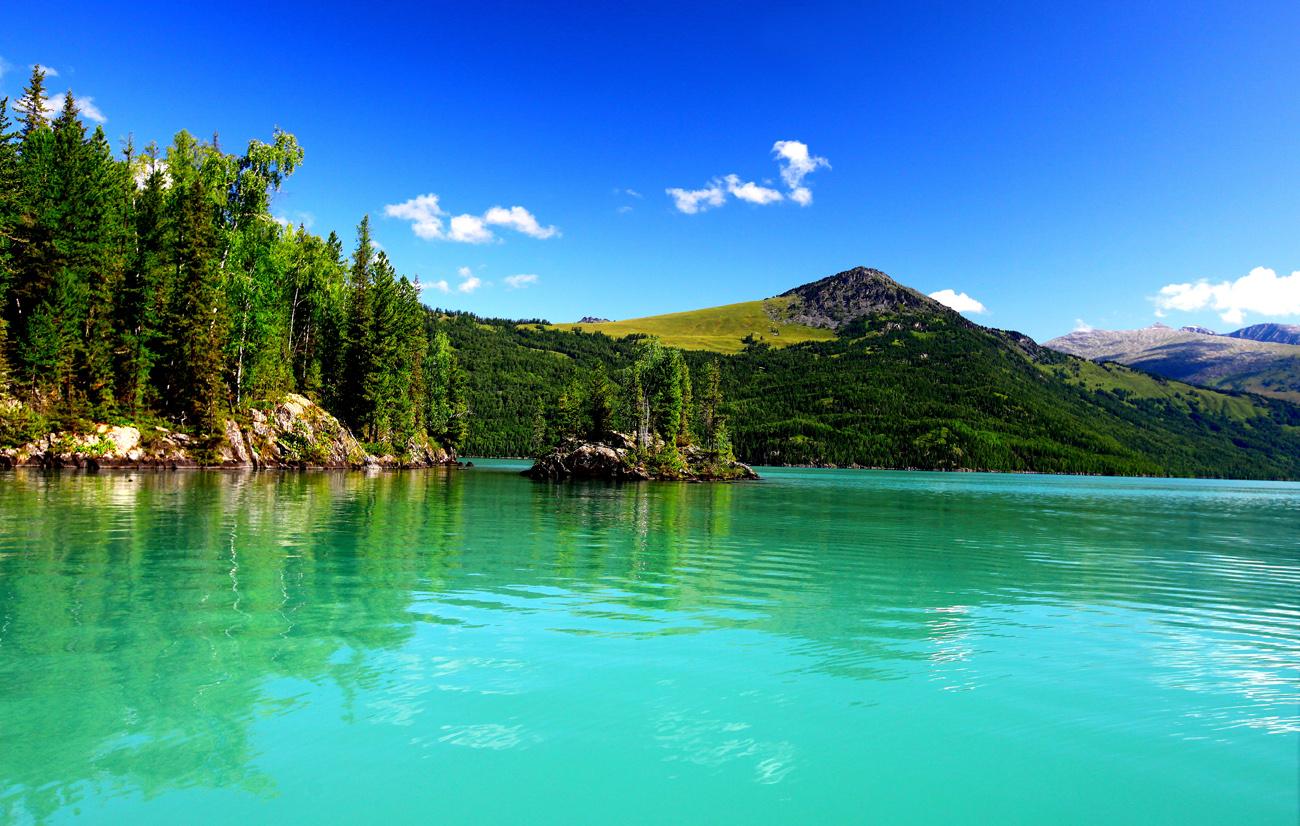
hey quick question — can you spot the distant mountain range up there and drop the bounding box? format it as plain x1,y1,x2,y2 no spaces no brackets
444,267,1300,478
1225,323,1300,345
1046,323,1300,401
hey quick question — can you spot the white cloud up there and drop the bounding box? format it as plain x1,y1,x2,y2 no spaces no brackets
724,174,784,205
448,213,493,243
928,289,989,314
504,273,539,289
1073,318,1093,333
34,91,106,124
484,205,558,239
1153,266,1300,325
454,266,483,293
772,140,830,205
424,279,450,293
384,194,445,239
385,193,557,244
668,139,829,214
667,182,726,214
618,188,643,199
33,63,58,78
0,56,11,82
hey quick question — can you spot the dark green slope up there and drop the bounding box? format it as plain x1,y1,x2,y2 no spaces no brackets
436,280,1300,479
708,309,1300,477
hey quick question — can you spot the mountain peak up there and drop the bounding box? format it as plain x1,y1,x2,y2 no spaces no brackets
776,266,946,329
1227,323,1300,346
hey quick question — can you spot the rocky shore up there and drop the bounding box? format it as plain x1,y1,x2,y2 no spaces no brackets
524,432,759,482
0,394,459,471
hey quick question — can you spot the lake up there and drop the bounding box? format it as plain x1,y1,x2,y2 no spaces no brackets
1,463,1297,824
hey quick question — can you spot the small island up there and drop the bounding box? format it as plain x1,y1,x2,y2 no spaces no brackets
525,339,757,482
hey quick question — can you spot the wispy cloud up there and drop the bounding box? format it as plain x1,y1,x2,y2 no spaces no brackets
1153,266,1300,325
666,182,726,214
1073,318,1093,333
33,63,58,78
667,139,830,214
455,266,483,293
724,174,784,205
421,279,450,293
504,273,539,289
384,193,558,244
929,289,988,315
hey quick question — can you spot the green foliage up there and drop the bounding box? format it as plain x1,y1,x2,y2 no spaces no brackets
0,107,461,455
0,400,47,448
443,307,1300,479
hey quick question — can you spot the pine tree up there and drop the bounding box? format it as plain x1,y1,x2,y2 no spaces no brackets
698,360,732,461
0,98,19,380
14,66,49,140
338,216,375,434
119,142,169,413
163,181,227,433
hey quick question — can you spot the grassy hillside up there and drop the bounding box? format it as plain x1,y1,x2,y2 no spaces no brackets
545,296,834,353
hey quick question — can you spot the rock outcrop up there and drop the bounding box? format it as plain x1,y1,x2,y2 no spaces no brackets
524,432,759,482
774,266,949,330
0,394,459,470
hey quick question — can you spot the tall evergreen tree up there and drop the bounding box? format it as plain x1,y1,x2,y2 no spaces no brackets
14,66,49,140
161,181,227,433
339,216,375,435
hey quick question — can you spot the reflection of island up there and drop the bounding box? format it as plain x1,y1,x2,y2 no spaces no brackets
0,470,1295,819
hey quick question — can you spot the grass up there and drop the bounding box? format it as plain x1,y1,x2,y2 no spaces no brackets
1043,359,1264,421
542,296,835,353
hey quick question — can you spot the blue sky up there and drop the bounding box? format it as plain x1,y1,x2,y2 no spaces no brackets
6,1,1299,340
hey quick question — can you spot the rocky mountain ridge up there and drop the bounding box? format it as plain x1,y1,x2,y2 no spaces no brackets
772,266,949,329
1045,324,1300,400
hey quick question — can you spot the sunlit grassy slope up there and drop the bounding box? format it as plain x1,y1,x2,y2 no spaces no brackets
1042,359,1262,421
544,296,835,353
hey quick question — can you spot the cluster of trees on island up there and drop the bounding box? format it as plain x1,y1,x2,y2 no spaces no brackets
540,338,736,472
0,67,467,455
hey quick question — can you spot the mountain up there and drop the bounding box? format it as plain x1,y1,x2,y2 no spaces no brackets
548,267,943,353
1045,325,1300,401
1226,323,1300,346
445,267,1300,478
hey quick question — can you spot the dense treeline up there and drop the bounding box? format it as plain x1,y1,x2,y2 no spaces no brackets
0,67,464,455
443,309,1300,479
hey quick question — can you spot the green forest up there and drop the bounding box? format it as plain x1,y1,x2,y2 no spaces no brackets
437,310,1300,479
0,67,465,456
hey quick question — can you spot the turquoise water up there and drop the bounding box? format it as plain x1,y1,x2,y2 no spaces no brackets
0,463,1297,824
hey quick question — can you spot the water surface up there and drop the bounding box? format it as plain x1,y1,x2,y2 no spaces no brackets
1,463,1297,823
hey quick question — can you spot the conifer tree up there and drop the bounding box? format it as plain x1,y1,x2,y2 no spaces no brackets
118,143,169,413
163,181,227,433
14,66,49,140
338,216,375,434
424,329,454,440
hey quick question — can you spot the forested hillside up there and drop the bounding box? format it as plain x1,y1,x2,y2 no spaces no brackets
0,67,465,457
446,292,1300,479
